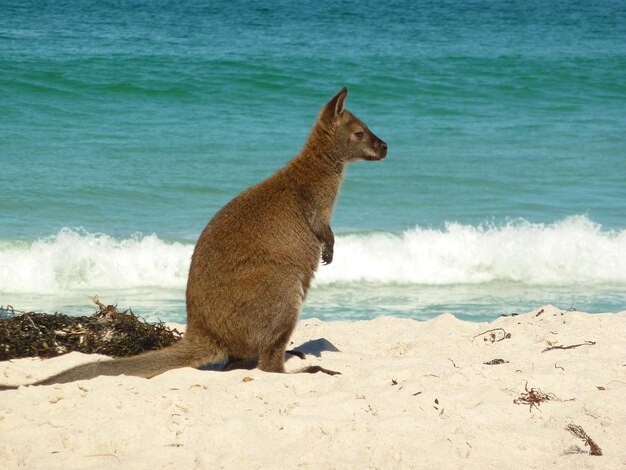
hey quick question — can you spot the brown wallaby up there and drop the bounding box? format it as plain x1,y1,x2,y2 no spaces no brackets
0,87,387,390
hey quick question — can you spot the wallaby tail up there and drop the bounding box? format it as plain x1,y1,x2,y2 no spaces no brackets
1,336,225,389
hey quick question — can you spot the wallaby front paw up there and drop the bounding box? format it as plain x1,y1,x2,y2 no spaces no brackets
322,246,333,265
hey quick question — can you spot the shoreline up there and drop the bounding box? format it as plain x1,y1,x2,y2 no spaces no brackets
1,305,625,468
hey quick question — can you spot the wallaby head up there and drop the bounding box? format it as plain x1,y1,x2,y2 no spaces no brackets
316,87,388,163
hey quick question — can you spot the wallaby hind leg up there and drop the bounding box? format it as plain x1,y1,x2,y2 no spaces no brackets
222,356,257,371
258,333,341,376
257,325,295,373
259,350,340,376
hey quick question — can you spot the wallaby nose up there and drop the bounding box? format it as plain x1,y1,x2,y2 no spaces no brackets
378,140,388,158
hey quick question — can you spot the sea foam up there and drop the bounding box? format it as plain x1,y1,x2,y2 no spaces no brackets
0,216,624,296
318,215,626,286
0,229,192,294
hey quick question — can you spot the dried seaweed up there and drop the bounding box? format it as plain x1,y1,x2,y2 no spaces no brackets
0,297,182,361
483,358,509,365
542,341,596,353
565,423,602,456
513,382,558,412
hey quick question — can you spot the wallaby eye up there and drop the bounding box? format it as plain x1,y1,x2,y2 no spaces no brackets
354,131,365,139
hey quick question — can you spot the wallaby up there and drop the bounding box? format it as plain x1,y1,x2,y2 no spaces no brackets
0,87,387,390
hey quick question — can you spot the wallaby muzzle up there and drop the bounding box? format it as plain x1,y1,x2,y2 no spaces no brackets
372,134,388,160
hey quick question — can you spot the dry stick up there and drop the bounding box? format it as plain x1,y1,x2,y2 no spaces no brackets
565,423,602,456
542,341,596,353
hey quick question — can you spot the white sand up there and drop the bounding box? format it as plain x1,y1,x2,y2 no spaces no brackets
1,305,625,469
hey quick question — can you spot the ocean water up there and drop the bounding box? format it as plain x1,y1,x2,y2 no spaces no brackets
1,0,625,323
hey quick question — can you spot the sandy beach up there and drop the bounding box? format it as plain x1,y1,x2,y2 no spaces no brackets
1,305,624,469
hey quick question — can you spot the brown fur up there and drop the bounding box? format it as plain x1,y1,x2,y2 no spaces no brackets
0,87,387,389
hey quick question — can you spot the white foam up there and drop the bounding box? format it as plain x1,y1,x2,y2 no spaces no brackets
317,215,626,286
0,216,624,296
0,228,192,294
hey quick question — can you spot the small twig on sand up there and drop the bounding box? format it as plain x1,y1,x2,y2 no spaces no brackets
565,423,602,456
542,341,596,353
87,453,122,462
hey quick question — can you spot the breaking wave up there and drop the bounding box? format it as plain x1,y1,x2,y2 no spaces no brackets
1,216,625,296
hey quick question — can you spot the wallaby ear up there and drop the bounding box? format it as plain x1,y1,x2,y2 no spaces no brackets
319,87,348,124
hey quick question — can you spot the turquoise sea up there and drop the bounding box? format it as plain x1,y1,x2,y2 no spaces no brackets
1,1,625,323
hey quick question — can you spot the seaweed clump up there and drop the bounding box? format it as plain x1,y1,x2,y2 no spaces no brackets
0,297,183,361
565,423,603,456
513,382,558,412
